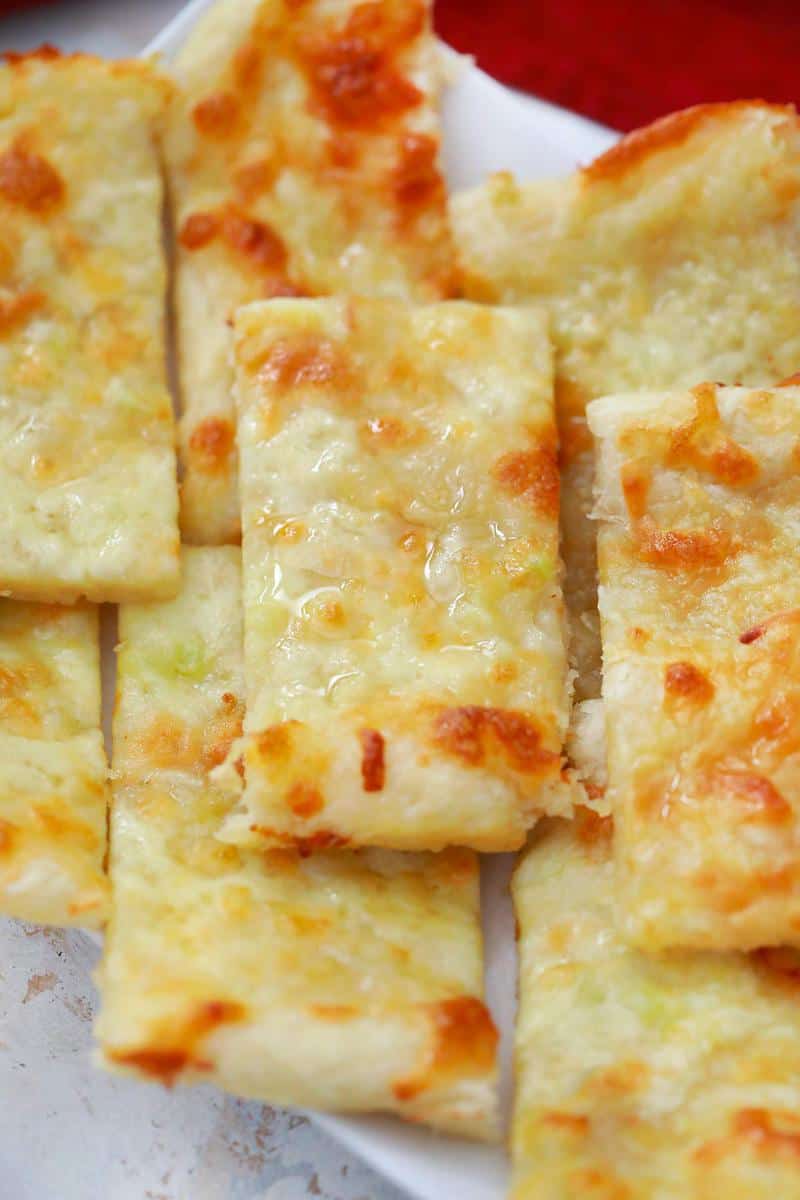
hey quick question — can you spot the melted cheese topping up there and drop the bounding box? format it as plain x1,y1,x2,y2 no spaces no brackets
220,298,570,853
452,103,800,714
98,546,498,1138
0,600,109,927
0,601,99,739
0,51,179,603
512,814,800,1199
166,0,456,544
590,384,800,949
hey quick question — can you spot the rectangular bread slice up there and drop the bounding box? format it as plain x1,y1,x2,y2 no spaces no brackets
97,546,498,1139
222,298,569,853
0,601,109,927
590,383,800,949
166,0,456,544
512,812,800,1199
452,103,800,723
0,50,179,603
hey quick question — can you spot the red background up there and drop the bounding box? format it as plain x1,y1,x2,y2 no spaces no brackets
435,0,800,131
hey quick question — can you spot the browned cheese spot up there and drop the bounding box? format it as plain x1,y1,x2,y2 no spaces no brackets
233,157,277,202
286,781,325,818
636,517,732,570
179,211,220,250
712,769,792,826
695,1107,800,1165
752,945,800,988
255,722,298,761
575,807,613,849
620,461,650,520
393,995,498,1102
360,415,411,449
310,1004,358,1019
740,608,800,646
0,290,44,337
107,1000,245,1086
179,208,288,278
433,706,558,775
223,211,287,272
192,91,241,138
0,139,64,213
541,1112,591,1135
665,385,759,487
492,444,560,518
258,335,344,389
392,132,443,220
298,0,425,130
358,727,385,792
188,417,235,474
664,661,714,706
0,819,15,856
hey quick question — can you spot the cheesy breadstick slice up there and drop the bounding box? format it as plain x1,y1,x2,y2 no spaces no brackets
512,813,800,1199
97,547,498,1139
590,383,800,950
221,298,570,853
0,602,109,927
166,0,455,544
452,102,800,725
0,50,179,603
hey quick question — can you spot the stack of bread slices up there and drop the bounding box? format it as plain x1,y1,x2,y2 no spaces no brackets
3,4,800,1195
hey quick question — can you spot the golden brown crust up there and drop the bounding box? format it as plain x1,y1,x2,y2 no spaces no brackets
582,101,790,185
3,45,174,92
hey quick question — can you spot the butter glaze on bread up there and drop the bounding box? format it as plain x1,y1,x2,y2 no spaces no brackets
98,547,498,1138
453,102,800,718
0,50,179,603
220,298,571,852
591,384,800,950
512,813,800,1198
166,0,455,544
